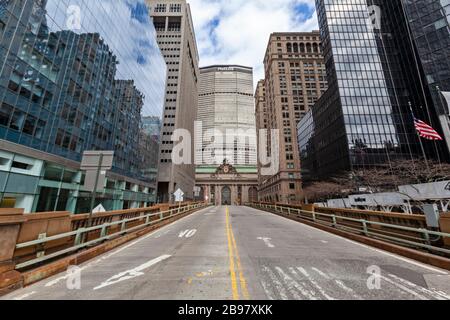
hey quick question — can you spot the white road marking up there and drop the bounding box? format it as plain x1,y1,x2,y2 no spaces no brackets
272,210,448,275
262,266,289,300
320,240,329,244
387,273,450,300
311,267,362,300
94,254,171,290
12,291,36,300
296,267,335,300
257,237,275,248
44,207,208,288
379,274,427,300
260,280,276,300
179,229,197,238
276,267,316,300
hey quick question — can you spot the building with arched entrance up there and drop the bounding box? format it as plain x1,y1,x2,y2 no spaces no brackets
195,161,258,206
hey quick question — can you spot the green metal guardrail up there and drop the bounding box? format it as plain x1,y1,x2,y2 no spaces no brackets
15,203,209,269
249,203,450,257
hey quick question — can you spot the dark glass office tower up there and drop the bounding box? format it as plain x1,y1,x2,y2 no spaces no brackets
0,0,166,212
298,0,450,180
400,0,450,154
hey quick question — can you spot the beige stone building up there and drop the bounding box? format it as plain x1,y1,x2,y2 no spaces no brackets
196,161,258,206
257,32,328,203
146,0,200,202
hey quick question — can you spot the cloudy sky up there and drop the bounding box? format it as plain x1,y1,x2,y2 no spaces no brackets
188,0,319,84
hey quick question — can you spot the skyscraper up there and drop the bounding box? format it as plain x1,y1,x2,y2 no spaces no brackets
194,65,258,206
400,0,450,152
197,65,257,165
257,32,327,203
0,0,166,212
297,0,450,180
146,0,200,202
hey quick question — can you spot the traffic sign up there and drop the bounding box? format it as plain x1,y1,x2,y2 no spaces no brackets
174,188,184,202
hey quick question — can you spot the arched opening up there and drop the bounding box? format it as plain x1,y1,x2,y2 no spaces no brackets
306,43,312,53
300,43,305,53
287,43,292,53
293,43,299,53
313,43,319,53
221,186,231,206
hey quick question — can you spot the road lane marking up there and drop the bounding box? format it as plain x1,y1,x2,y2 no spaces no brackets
257,237,275,248
226,206,250,300
179,229,197,238
262,266,289,300
93,255,171,290
379,274,427,300
267,208,448,275
12,291,36,300
44,206,209,288
311,267,362,300
229,217,250,300
387,273,449,300
276,267,316,300
260,280,276,300
226,207,239,300
296,267,335,300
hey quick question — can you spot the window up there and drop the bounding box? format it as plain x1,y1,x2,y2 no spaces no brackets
0,103,13,126
12,161,32,170
170,4,181,12
10,110,25,131
289,183,296,190
23,115,36,135
154,4,166,12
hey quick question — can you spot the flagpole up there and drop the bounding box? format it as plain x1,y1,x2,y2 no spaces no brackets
409,101,430,173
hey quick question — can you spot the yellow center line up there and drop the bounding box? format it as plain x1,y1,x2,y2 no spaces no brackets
226,206,250,300
230,223,250,300
226,206,239,300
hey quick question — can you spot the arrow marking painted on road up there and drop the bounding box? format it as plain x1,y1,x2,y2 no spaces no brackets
93,255,171,290
257,237,275,248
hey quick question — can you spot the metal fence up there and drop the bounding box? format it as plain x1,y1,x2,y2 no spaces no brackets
15,203,209,270
248,203,450,257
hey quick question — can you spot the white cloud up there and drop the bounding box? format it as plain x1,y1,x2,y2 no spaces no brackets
188,0,319,85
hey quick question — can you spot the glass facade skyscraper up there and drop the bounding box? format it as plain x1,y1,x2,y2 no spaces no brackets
0,0,166,212
298,0,450,180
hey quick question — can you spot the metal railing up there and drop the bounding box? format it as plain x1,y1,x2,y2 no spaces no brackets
15,203,209,270
249,203,450,257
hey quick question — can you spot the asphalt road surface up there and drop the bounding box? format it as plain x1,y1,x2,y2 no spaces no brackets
3,206,450,300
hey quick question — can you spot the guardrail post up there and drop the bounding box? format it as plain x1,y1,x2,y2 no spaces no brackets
420,229,432,246
100,224,108,238
74,228,85,245
361,220,369,236
121,220,127,232
287,208,291,216
332,215,337,227
312,212,316,222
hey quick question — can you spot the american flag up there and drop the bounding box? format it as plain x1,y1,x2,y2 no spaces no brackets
414,118,443,141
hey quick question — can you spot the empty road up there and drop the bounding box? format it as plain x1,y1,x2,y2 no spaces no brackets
3,206,450,300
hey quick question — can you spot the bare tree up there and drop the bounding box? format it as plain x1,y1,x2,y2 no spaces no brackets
304,159,450,202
